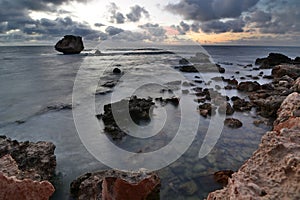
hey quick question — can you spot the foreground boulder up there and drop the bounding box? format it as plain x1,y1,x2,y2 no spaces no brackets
55,35,84,54
0,137,56,200
237,81,261,92
272,64,300,79
70,169,161,200
0,136,56,181
206,92,300,200
0,155,55,200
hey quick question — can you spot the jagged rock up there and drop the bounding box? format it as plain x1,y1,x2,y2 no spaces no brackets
272,64,300,79
0,136,56,181
207,92,300,200
224,118,243,128
0,172,55,200
97,96,155,140
292,77,300,92
255,53,292,69
54,35,84,54
252,95,286,118
237,81,261,92
70,169,160,200
232,98,253,112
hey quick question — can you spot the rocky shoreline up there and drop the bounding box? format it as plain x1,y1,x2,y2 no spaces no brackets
206,92,300,200
0,50,299,199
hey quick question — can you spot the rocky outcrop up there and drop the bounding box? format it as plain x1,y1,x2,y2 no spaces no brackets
55,35,84,54
206,92,300,200
96,96,155,140
255,53,293,69
0,136,56,181
0,155,55,200
70,169,161,200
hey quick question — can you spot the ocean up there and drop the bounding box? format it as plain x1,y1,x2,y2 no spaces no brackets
0,44,299,199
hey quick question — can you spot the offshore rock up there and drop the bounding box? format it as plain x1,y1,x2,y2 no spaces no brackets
55,35,84,54
207,92,300,200
70,169,161,200
224,118,243,128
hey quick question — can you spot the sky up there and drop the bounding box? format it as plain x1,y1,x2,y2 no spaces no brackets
0,0,299,46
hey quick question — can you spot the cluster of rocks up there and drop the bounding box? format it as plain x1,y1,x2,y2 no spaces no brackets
0,136,56,199
70,169,161,200
206,92,300,200
255,53,300,69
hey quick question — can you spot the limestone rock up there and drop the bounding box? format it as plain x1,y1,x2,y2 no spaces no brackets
55,35,84,54
70,169,161,200
237,81,261,92
0,172,55,200
272,64,300,79
206,92,300,200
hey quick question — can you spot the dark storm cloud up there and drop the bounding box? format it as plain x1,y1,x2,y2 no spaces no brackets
126,5,150,22
108,2,125,24
245,0,300,34
105,26,124,36
166,0,259,21
201,18,245,33
138,23,166,41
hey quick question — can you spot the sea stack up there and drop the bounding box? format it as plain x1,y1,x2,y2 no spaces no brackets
54,35,84,54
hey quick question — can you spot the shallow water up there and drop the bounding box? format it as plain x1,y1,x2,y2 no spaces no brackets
0,45,299,199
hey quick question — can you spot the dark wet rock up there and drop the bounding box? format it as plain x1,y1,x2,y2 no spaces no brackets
252,76,260,80
224,118,243,128
194,76,200,79
233,98,253,112
218,102,234,115
271,64,300,79
179,65,197,73
214,170,234,186
263,75,273,79
155,97,180,106
15,120,26,124
259,71,264,76
98,96,155,140
253,67,260,71
113,68,121,74
46,103,72,111
70,169,160,200
235,71,240,74
231,96,240,101
179,58,190,65
255,53,293,69
0,136,56,181
102,80,117,88
223,78,238,86
246,75,252,78
237,81,261,92
224,85,233,90
240,77,246,80
211,76,223,81
199,103,217,117
54,35,84,54
252,95,286,118
194,79,204,84
95,88,113,95
261,83,275,90
179,64,225,73
294,57,300,64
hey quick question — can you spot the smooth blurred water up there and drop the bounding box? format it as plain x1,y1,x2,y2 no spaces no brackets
0,45,299,199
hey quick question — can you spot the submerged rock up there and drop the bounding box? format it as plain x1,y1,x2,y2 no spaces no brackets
70,169,161,200
207,92,300,200
55,35,84,54
113,68,121,74
199,103,217,117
